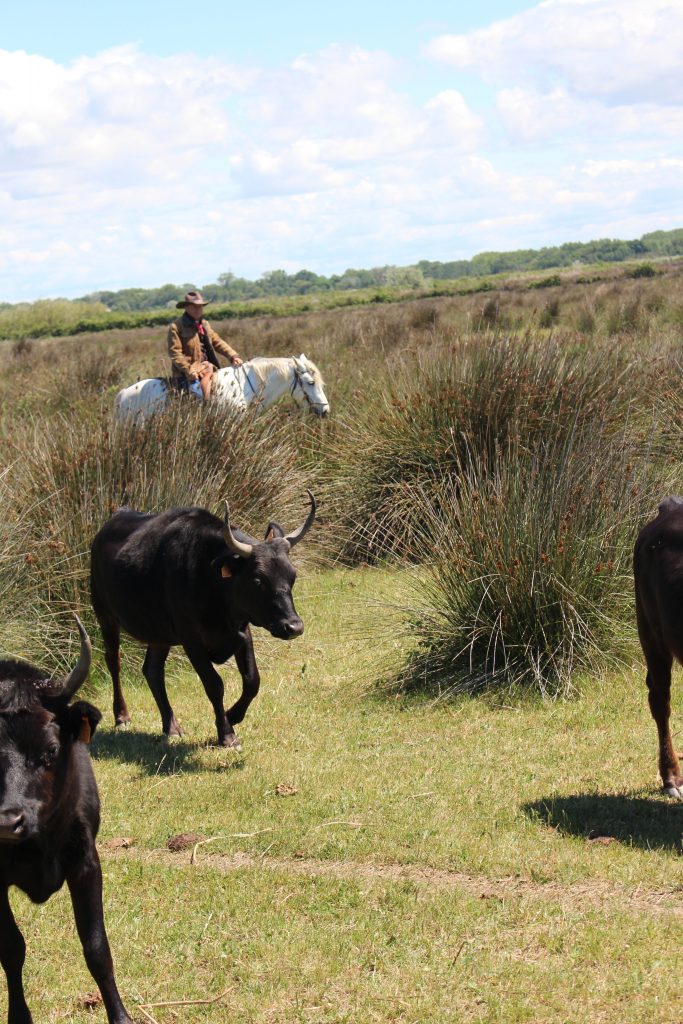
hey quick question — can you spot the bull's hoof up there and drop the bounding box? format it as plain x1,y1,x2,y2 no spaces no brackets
220,732,242,751
165,720,184,741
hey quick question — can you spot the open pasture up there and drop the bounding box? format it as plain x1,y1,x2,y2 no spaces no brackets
2,263,683,1020
5,568,683,1023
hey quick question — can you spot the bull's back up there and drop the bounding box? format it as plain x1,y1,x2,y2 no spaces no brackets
90,506,225,645
91,509,167,634
635,499,683,662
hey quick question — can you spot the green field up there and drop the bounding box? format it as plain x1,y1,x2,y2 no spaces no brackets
4,565,683,1022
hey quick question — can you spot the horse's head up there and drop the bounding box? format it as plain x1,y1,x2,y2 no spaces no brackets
291,355,330,417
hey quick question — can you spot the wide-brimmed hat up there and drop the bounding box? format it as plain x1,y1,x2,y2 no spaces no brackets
176,290,211,309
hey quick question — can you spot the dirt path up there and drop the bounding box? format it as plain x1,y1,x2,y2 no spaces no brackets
102,844,683,918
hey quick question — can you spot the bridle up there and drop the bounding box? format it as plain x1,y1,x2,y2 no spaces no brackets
291,362,327,412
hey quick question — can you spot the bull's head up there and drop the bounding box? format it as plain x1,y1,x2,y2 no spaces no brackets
213,491,316,640
0,617,100,844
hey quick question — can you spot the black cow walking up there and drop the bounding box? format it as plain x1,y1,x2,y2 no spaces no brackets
90,493,315,748
0,619,132,1024
634,495,683,797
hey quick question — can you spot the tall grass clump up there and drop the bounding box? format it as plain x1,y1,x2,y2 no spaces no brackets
396,428,664,698
6,401,314,663
325,332,642,561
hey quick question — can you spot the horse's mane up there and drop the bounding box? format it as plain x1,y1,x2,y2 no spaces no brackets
225,356,324,390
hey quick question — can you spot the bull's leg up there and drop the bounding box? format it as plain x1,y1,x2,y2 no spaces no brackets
644,649,682,797
0,887,32,1024
97,616,130,727
183,645,239,749
142,645,181,737
66,851,133,1024
228,627,261,726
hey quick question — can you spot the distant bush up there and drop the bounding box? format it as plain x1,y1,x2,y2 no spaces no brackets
627,263,657,279
530,275,562,289
575,305,596,335
606,297,644,335
538,298,561,327
478,298,501,328
408,302,440,331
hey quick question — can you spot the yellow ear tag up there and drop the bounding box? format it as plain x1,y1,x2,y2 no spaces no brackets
221,564,232,578
79,715,92,745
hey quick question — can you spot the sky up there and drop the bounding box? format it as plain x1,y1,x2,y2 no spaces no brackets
2,0,682,302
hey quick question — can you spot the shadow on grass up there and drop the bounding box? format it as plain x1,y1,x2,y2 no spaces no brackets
367,660,553,713
91,727,245,776
526,793,683,854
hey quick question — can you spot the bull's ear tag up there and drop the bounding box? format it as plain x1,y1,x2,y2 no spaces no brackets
79,715,92,745
221,564,232,579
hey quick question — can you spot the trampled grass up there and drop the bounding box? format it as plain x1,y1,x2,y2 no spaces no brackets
6,566,683,1023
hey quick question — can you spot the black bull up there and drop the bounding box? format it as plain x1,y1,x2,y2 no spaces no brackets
90,493,316,748
0,620,132,1024
634,495,683,798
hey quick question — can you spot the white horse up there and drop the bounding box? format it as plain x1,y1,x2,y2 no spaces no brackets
114,354,329,422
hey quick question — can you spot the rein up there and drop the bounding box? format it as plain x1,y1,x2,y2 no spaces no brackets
239,364,259,397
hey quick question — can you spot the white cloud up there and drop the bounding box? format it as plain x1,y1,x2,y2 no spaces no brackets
425,0,683,104
229,46,481,198
0,44,247,193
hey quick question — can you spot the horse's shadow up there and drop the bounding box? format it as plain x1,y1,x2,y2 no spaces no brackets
91,727,245,776
525,792,683,854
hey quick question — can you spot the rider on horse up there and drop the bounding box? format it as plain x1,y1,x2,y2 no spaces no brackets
168,290,243,399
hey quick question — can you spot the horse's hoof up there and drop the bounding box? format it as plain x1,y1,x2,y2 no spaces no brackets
663,783,683,799
115,718,131,729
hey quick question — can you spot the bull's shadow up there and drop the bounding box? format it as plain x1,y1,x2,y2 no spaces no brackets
90,727,245,776
525,792,683,854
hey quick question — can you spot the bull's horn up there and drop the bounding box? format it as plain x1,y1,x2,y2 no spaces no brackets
60,615,92,699
285,490,316,547
223,501,253,557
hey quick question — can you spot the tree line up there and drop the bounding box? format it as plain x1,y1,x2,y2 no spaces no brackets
61,228,683,313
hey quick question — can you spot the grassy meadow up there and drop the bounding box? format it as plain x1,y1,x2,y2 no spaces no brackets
2,260,683,1021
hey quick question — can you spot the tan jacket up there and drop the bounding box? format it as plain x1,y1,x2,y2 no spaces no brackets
167,313,239,379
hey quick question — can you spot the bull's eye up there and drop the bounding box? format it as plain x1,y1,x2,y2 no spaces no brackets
41,745,59,768
253,578,262,587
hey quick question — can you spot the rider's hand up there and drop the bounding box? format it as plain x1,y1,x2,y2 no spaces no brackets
231,356,243,366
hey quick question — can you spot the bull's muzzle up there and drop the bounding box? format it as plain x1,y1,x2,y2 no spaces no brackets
0,809,25,842
270,618,304,640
